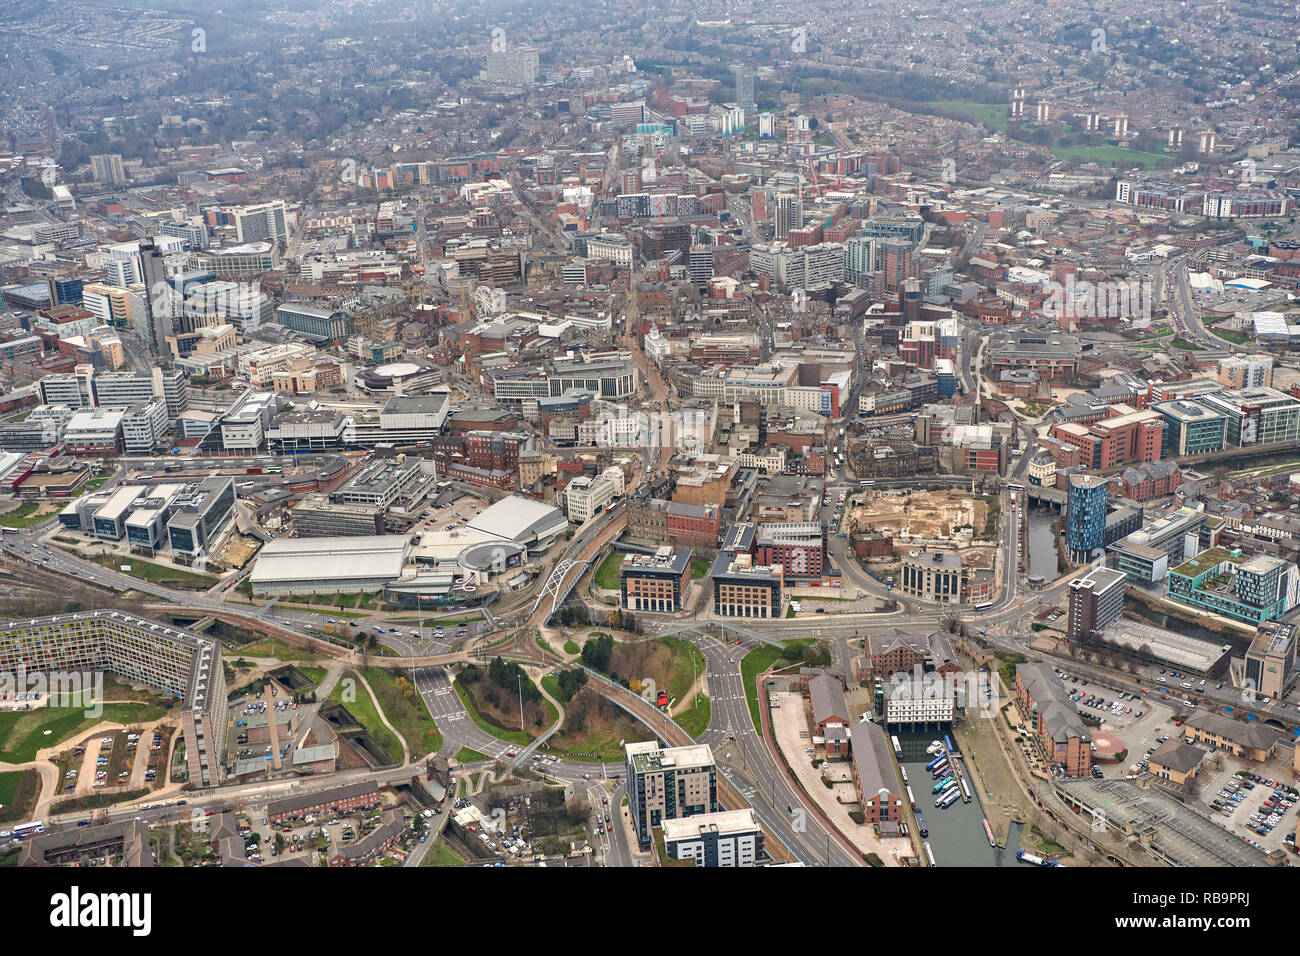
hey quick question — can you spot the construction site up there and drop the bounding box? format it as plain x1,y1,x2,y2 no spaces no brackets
845,488,993,548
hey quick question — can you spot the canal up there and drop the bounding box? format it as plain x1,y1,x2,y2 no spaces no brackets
1026,508,1059,582
898,730,1023,867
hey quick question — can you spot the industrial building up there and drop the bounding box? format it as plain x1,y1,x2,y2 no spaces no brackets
463,494,568,555
1102,620,1233,677
250,535,412,595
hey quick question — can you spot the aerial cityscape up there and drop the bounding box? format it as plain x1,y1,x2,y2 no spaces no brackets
0,0,1298,894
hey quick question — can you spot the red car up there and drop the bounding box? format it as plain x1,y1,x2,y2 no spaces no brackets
505,751,516,758
606,823,612,832
205,809,216,817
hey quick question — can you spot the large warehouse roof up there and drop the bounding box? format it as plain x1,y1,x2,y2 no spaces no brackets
466,494,567,548
250,535,410,587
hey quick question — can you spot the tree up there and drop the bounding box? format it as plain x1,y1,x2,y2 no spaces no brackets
394,676,415,701
801,641,832,668
581,634,614,671
555,668,588,701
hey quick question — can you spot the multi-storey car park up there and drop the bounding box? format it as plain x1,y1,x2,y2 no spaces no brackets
0,611,227,788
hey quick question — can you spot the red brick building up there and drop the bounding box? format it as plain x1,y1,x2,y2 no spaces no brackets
267,781,382,823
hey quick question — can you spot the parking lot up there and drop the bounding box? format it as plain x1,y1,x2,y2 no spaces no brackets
1198,764,1299,855
1053,668,1178,778
227,690,299,765
417,494,487,535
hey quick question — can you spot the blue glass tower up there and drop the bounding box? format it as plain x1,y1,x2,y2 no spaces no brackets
1066,474,1108,562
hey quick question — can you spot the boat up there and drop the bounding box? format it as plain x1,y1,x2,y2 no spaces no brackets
924,755,945,771
983,819,995,846
900,767,909,784
932,776,954,794
1016,849,1061,867
924,840,936,866
937,789,960,808
915,810,929,837
960,778,972,803
926,741,943,755
906,785,916,809
930,761,949,778
891,734,903,758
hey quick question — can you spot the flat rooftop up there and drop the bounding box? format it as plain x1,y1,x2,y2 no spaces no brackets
626,740,714,773
1105,619,1231,674
662,808,760,841
1057,778,1272,868
1170,547,1241,578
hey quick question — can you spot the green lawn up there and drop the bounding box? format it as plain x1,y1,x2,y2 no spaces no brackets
1053,144,1173,169
563,640,581,655
0,702,168,764
0,502,45,528
924,100,1174,169
929,99,1009,132
451,679,534,747
740,646,784,733
454,746,491,764
689,558,710,579
594,552,624,590
234,636,320,662
1170,336,1206,351
360,666,442,759
0,770,39,823
1209,326,1250,345
90,555,216,589
660,636,705,701
422,839,466,867
541,674,562,702
548,721,651,762
295,666,327,690
328,671,404,763
676,693,711,738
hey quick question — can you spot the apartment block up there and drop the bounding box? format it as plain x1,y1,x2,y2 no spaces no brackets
625,741,718,849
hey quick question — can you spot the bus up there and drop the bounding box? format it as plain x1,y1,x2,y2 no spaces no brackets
13,821,44,839
265,466,283,474
974,602,994,611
